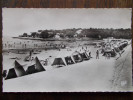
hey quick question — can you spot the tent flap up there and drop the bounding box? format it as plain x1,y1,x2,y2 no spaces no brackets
26,65,38,74
14,60,27,77
5,68,17,80
35,57,46,71
52,58,66,67
65,56,75,65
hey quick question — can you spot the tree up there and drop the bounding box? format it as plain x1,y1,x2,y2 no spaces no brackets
23,33,28,37
31,32,37,38
40,30,49,38
60,33,65,38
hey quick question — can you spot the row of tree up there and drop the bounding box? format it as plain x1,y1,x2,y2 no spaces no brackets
21,28,131,39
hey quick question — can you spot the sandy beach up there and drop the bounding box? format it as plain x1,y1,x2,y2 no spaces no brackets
2,37,132,92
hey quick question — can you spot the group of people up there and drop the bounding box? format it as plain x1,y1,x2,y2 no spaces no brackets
27,44,114,65
81,46,92,58
4,42,27,49
96,50,99,59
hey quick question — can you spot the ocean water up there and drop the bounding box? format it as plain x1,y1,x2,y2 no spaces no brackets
2,36,100,50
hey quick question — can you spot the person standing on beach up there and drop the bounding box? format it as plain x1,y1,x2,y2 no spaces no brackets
105,53,108,59
25,44,26,48
86,46,88,51
29,50,32,60
119,52,121,57
89,52,91,57
45,59,48,66
106,53,111,59
96,50,99,59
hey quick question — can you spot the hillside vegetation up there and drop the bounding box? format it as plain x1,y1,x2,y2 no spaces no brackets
20,28,131,39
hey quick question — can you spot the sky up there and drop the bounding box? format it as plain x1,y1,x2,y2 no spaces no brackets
2,8,132,37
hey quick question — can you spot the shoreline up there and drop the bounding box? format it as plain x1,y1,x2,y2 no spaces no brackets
12,37,101,41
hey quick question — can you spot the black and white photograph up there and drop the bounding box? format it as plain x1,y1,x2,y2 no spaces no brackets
2,8,132,92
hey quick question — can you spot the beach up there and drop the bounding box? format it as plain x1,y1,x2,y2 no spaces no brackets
2,37,132,92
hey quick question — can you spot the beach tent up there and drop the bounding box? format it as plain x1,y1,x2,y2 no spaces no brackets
65,56,75,65
118,43,124,50
114,45,120,52
72,51,83,63
52,58,66,68
80,52,90,60
114,47,120,52
26,65,37,74
5,68,17,80
14,60,27,77
35,57,46,71
77,48,90,60
103,49,116,57
102,43,117,57
119,41,128,50
26,57,45,74
113,44,120,52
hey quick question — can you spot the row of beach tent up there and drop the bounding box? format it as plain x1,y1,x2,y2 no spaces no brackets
102,41,128,57
52,51,90,67
5,57,45,80
4,51,91,80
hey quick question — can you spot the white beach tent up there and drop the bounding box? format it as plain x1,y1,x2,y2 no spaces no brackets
5,68,17,80
26,65,37,74
72,51,83,63
35,57,46,71
80,52,90,60
49,49,76,68
51,54,67,68
26,57,46,74
5,60,27,80
64,56,75,65
14,60,27,77
77,47,90,60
